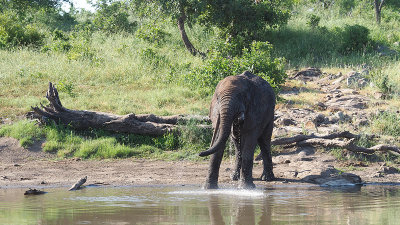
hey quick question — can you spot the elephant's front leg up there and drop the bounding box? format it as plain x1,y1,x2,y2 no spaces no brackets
204,146,225,189
259,122,275,181
239,136,257,189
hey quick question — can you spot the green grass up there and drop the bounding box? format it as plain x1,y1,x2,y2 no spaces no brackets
0,120,44,147
0,119,212,160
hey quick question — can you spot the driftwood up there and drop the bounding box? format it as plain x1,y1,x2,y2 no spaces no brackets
30,82,209,136
69,176,87,191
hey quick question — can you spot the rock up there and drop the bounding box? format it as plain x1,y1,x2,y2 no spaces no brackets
332,75,345,85
293,67,322,81
313,113,327,125
346,71,368,89
24,188,46,195
334,111,351,123
315,102,327,110
302,167,363,186
281,118,297,126
373,92,386,100
377,44,398,57
354,118,369,127
379,166,399,174
325,95,368,111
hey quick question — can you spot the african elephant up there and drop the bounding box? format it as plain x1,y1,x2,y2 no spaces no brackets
199,71,275,189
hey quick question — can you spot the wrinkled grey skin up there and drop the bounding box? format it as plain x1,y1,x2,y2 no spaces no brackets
199,71,275,189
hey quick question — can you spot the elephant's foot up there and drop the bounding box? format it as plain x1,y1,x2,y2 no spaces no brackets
261,171,275,181
203,182,219,189
239,180,256,189
231,171,240,181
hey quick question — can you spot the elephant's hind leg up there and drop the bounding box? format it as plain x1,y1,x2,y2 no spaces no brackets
258,121,275,181
230,134,241,181
239,135,258,189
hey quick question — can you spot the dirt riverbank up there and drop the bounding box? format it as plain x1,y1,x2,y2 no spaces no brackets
1,137,399,189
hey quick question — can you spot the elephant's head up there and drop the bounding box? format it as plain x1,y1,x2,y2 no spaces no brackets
199,76,247,157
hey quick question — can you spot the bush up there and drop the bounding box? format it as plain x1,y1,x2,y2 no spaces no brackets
0,12,44,48
185,41,286,95
369,69,393,95
334,24,371,54
135,24,170,45
307,14,321,29
92,1,136,34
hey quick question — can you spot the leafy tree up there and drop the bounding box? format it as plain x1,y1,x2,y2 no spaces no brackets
132,0,291,56
92,0,136,33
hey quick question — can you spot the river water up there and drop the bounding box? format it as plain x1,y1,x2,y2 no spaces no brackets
1,184,399,224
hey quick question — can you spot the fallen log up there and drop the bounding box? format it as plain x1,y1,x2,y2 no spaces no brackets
298,138,400,155
255,131,399,160
29,82,210,136
271,131,358,146
69,176,87,191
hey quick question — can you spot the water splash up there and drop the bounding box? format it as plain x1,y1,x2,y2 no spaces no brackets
170,188,266,198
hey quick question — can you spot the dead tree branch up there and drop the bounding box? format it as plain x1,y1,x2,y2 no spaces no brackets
29,83,209,136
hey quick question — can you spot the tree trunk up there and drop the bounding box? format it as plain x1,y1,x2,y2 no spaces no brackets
374,0,385,24
29,83,210,136
177,12,205,57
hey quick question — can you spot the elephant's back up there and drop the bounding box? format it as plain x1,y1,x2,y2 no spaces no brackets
239,71,275,102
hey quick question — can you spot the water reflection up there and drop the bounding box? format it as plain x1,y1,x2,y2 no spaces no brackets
1,185,400,224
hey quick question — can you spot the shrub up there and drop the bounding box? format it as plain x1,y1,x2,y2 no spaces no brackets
334,24,371,54
92,1,136,34
135,24,170,45
369,69,393,95
0,12,44,48
185,41,286,95
307,14,321,29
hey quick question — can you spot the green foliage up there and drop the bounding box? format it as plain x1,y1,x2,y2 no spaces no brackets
370,111,400,137
56,80,76,97
178,119,212,152
0,120,212,160
336,0,355,14
306,14,321,29
92,0,136,34
133,0,291,52
135,24,170,45
369,69,393,94
0,12,44,48
0,120,44,147
185,41,286,95
153,133,179,150
197,0,291,39
139,47,170,68
334,24,371,54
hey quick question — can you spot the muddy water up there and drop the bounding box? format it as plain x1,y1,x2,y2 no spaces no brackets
1,184,400,224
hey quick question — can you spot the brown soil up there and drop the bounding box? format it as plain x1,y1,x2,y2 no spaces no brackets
1,137,399,189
